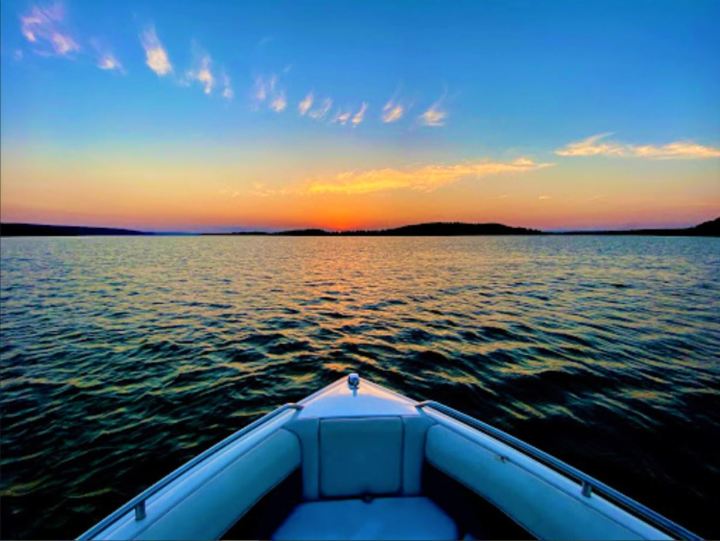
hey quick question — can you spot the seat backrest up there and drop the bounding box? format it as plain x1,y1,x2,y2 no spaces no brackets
320,417,402,497
287,415,432,500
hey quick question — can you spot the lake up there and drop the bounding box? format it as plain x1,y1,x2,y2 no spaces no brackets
1,236,718,538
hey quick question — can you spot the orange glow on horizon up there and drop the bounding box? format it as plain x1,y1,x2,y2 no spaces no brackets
1,144,719,232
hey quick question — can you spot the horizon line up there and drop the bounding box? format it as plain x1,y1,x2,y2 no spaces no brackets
1,217,718,237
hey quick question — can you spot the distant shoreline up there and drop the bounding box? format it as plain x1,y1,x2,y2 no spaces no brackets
0,223,150,237
1,217,718,237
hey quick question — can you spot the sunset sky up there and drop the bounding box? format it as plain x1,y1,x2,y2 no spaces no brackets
1,0,719,232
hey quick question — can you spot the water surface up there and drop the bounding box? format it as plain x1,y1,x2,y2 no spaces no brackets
1,236,719,538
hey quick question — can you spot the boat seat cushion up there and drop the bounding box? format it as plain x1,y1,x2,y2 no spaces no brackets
319,417,402,497
135,428,301,540
286,415,431,499
425,424,665,540
272,496,458,540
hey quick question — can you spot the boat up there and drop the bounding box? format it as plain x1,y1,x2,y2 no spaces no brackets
79,374,700,540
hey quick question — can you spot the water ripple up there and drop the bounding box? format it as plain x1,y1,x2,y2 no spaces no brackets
1,236,719,538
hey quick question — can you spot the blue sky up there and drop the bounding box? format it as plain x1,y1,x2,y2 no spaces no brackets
1,0,719,231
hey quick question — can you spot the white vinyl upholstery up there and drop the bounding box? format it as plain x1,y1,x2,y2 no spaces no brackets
425,424,668,541
320,417,402,497
135,428,301,540
401,415,433,495
286,416,432,500
272,497,458,540
285,418,321,499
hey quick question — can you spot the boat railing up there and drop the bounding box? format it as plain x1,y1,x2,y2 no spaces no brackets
77,402,303,541
416,400,701,541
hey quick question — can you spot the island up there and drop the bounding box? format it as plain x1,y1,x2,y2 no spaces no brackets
270,222,542,236
0,223,150,237
1,217,717,237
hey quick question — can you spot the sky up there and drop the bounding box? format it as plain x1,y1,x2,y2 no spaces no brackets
1,0,719,232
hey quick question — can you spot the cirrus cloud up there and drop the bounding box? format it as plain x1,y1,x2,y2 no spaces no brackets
221,71,233,101
89,38,124,73
252,74,273,102
253,74,286,111
140,25,172,76
555,133,720,159
298,93,314,115
418,89,449,127
184,48,215,95
306,158,553,195
308,98,333,120
97,53,123,72
332,110,352,125
352,102,368,126
419,95,447,127
20,2,79,57
270,91,287,112
382,100,404,123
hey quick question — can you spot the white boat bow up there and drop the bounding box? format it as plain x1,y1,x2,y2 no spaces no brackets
79,374,700,541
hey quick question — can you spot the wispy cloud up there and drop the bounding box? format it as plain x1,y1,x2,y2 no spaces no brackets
20,2,79,57
253,74,286,111
554,133,625,157
555,133,720,159
298,93,314,115
97,53,123,72
352,102,368,126
631,142,720,159
253,74,273,102
221,71,233,101
90,39,123,73
382,100,405,123
185,47,215,95
249,182,295,198
308,98,333,120
270,91,287,112
306,158,552,195
140,25,172,76
326,102,367,126
419,94,447,127
420,106,447,127
332,110,351,125
418,89,448,128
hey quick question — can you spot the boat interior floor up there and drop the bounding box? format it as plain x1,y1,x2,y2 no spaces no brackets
272,496,457,541
223,465,533,540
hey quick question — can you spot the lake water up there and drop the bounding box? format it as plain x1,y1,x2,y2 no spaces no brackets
1,236,719,538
